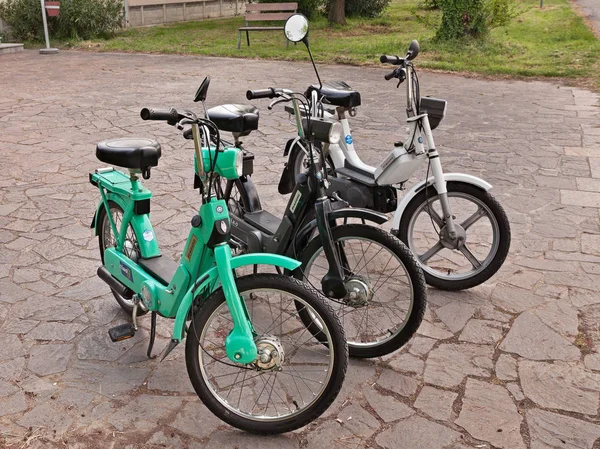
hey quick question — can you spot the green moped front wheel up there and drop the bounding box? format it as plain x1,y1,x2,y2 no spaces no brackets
185,274,347,434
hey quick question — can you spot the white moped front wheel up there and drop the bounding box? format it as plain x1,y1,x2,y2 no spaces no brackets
398,181,511,290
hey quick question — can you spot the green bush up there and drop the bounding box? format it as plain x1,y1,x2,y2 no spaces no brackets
58,0,123,39
0,0,47,41
323,0,390,19
418,0,439,10
0,0,123,41
255,0,325,19
344,0,390,18
435,0,516,40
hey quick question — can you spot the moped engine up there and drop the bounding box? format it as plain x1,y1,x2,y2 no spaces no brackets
327,177,397,213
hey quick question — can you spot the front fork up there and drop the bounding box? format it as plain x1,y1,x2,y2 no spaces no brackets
214,244,258,364
315,197,348,299
421,116,457,240
428,151,457,239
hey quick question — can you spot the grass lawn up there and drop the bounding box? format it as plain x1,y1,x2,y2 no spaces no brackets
61,0,600,87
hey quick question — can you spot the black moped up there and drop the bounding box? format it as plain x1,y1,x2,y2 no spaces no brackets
195,19,427,358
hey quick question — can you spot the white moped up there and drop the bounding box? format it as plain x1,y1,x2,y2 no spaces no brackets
282,33,511,291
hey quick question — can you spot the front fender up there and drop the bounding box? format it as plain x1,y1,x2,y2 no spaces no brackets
391,173,492,230
171,253,301,343
230,253,301,271
296,207,389,246
172,266,219,343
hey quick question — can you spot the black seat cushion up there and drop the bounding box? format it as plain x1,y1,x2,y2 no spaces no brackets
306,81,361,109
207,104,259,136
96,138,161,170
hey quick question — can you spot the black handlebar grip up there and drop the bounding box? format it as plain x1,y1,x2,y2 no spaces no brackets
183,127,193,140
246,88,276,100
384,71,396,81
380,55,401,65
140,107,178,123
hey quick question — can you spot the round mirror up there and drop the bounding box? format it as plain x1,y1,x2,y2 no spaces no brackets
284,14,309,43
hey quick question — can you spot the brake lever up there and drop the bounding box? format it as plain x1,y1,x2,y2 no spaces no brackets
268,95,291,110
396,68,407,89
178,117,196,129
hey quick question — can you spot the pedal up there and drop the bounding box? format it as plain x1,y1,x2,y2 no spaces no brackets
108,323,136,342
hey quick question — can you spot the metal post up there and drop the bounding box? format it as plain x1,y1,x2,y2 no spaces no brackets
39,0,58,54
124,0,130,27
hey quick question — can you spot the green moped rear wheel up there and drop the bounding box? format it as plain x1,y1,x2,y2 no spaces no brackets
97,201,148,316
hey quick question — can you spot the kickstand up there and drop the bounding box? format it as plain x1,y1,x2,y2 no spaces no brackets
147,311,157,359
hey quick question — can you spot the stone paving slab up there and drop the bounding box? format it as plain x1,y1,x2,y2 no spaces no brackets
0,50,599,448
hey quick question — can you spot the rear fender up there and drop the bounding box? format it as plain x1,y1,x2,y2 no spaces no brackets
279,137,305,195
91,193,160,258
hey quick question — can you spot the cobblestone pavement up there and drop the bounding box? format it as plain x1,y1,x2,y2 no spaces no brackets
574,0,600,37
1,50,599,449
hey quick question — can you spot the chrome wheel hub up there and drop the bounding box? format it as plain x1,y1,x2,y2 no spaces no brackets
255,336,285,371
440,223,467,250
344,276,373,308
124,239,138,261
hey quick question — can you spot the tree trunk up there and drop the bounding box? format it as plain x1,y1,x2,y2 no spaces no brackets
328,0,346,25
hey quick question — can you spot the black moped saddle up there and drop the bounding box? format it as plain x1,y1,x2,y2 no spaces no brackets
306,81,361,109
207,104,259,136
96,138,161,170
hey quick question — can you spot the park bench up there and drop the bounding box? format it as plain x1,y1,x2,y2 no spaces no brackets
237,2,298,49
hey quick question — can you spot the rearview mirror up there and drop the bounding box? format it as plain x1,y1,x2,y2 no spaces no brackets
406,40,419,61
284,14,309,43
194,76,211,102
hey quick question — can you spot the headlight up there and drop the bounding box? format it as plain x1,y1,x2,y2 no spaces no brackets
302,118,342,144
235,149,244,177
328,122,342,145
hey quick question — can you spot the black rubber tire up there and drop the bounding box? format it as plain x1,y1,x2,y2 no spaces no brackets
185,274,348,435
96,201,148,316
398,181,511,291
295,224,427,358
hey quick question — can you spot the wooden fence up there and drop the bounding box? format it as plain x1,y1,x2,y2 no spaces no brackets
125,0,245,27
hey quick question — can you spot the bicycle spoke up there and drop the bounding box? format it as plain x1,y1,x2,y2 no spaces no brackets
461,207,485,230
459,244,482,269
420,241,444,263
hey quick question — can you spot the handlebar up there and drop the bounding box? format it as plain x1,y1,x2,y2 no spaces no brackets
246,88,279,100
384,71,396,81
380,55,403,65
140,107,179,124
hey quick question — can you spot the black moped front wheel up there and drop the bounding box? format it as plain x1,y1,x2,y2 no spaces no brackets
185,274,348,435
295,224,427,358
97,201,148,316
397,181,511,291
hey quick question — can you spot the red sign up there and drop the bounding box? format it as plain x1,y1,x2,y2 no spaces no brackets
45,1,60,17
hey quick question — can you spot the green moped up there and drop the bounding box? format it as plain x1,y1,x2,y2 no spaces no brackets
89,106,347,434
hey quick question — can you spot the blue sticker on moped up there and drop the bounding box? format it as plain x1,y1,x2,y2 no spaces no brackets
120,261,133,282
345,135,353,145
